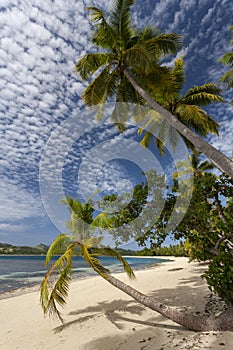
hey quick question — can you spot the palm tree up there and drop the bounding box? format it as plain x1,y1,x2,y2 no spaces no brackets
40,197,135,322
40,196,233,331
140,57,222,153
220,25,233,93
74,0,233,177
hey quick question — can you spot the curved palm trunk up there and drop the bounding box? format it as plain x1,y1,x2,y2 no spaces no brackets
123,69,233,178
105,273,233,331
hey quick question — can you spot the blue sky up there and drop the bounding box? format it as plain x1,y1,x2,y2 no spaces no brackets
0,0,232,247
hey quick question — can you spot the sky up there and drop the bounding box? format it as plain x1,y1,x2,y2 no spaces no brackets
0,0,233,247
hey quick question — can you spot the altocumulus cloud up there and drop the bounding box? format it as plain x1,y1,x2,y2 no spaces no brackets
0,0,232,244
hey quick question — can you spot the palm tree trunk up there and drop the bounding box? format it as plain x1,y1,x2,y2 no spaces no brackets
105,273,233,331
123,69,233,178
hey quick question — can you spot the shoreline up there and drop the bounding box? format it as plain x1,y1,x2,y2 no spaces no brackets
0,257,232,350
0,256,172,300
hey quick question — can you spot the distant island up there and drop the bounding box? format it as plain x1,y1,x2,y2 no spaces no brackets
0,242,187,256
0,242,138,256
0,243,49,255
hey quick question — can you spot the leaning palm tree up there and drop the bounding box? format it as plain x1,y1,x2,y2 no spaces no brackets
74,0,233,177
40,197,135,322
41,196,233,331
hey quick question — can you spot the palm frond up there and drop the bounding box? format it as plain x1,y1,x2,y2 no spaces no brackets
45,233,71,265
83,236,103,249
140,130,153,148
219,26,233,89
137,110,163,149
220,70,233,88
61,197,94,235
199,160,215,172
175,105,219,136
40,243,75,321
171,56,185,93
116,75,143,105
125,44,157,75
74,52,112,80
179,83,223,106
81,244,110,278
145,33,183,57
82,65,118,106
135,26,161,43
110,0,135,47
91,212,113,229
87,6,118,50
100,246,135,279
220,52,233,67
126,34,182,75
140,65,174,101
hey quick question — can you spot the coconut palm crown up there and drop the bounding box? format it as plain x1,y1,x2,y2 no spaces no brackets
139,57,222,152
40,197,135,321
74,0,183,130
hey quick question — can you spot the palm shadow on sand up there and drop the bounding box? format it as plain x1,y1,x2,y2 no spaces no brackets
53,265,211,335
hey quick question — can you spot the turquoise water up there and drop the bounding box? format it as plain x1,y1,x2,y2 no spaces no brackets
0,255,170,295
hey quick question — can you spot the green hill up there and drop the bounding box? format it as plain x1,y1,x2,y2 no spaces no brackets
0,243,49,255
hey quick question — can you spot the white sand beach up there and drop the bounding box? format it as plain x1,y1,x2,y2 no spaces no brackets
0,257,232,350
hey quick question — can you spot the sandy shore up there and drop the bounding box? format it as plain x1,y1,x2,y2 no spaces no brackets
0,257,232,349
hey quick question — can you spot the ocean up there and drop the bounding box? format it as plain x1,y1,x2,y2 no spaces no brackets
0,255,170,297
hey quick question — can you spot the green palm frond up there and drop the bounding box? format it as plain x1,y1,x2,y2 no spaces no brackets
125,44,156,75
198,160,214,172
174,151,214,179
62,197,94,233
91,212,113,229
87,6,118,49
110,0,135,47
220,52,233,67
221,70,233,88
126,34,182,75
116,76,143,105
147,33,183,56
45,233,71,265
140,130,153,148
220,26,233,89
81,244,110,278
83,236,103,249
135,26,161,43
141,66,174,100
99,246,135,279
176,104,219,136
171,56,185,94
82,65,118,106
41,262,72,322
138,114,160,147
40,243,75,321
179,83,223,106
74,52,112,80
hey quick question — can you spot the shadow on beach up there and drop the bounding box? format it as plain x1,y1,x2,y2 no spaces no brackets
52,264,216,349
